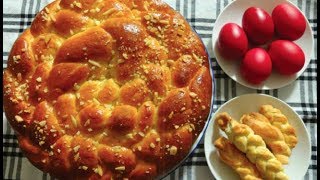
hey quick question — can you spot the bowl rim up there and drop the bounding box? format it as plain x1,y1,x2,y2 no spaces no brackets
203,93,312,180
211,0,314,90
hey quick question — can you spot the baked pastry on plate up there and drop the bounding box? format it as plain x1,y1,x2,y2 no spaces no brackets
214,137,262,180
3,0,213,179
240,112,291,164
216,113,288,180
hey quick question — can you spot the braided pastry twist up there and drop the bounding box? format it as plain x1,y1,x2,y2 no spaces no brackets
240,113,291,164
214,137,262,180
259,105,297,149
216,113,288,180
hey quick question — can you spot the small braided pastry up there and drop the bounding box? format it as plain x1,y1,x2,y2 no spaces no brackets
216,112,288,180
240,112,291,164
214,136,262,180
259,105,298,149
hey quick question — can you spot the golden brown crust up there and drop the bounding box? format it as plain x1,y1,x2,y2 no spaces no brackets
216,113,288,180
214,137,262,180
240,113,291,164
3,0,212,179
259,105,298,149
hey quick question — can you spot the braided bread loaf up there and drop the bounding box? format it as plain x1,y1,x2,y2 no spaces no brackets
216,113,288,180
240,113,291,164
3,0,213,179
259,105,298,149
214,137,262,180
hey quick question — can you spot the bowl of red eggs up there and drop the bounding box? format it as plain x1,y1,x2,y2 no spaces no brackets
212,0,314,89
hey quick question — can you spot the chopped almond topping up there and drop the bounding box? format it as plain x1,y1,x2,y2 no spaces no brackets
150,143,155,148
122,53,129,59
126,133,133,139
49,13,56,22
169,146,178,155
138,132,145,137
189,92,197,98
74,153,80,161
43,87,48,93
156,138,160,142
39,141,45,146
144,15,151,21
15,115,23,122
103,8,116,17
13,55,21,62
74,1,82,8
159,20,170,24
94,19,101,26
93,165,103,176
88,60,102,67
115,166,125,171
84,119,90,127
168,111,174,119
73,145,80,153
39,121,47,127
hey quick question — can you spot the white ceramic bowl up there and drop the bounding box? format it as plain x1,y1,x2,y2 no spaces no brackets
204,93,311,180
212,0,314,90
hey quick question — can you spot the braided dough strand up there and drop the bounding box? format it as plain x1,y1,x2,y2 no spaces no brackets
259,105,298,149
216,113,288,180
214,137,262,180
240,113,291,164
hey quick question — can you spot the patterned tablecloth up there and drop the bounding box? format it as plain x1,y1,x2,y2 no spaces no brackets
3,0,317,179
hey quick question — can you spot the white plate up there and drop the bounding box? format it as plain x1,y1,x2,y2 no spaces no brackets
212,0,314,90
204,93,311,180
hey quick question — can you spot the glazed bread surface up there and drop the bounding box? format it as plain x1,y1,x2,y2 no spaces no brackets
3,0,212,179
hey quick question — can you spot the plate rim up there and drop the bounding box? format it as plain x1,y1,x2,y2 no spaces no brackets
211,0,314,90
204,93,312,180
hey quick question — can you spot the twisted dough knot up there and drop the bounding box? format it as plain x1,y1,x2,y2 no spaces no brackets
3,0,213,179
260,105,298,149
216,113,288,180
